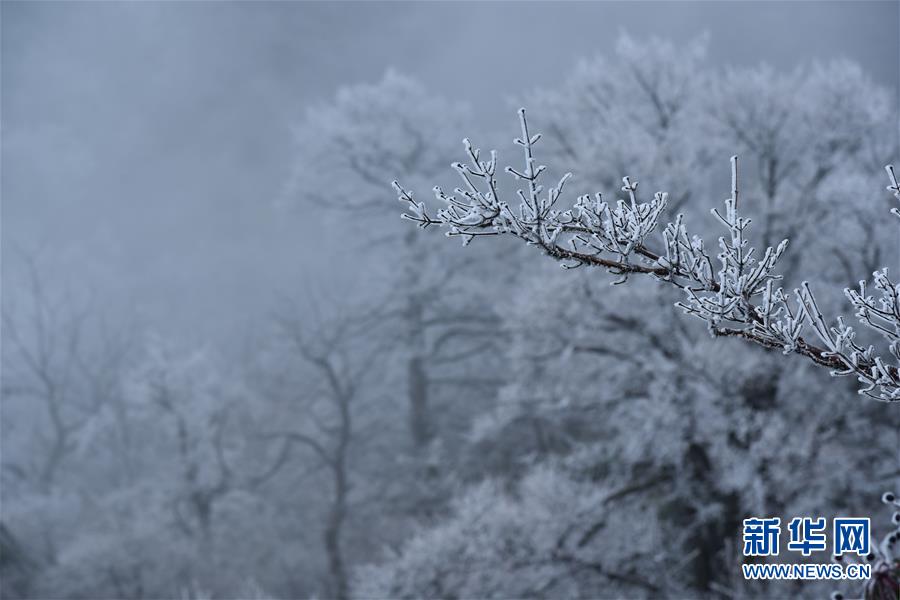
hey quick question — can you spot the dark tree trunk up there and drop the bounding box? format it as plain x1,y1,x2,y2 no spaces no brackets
323,500,347,600
325,383,352,600
406,291,432,448
408,355,431,447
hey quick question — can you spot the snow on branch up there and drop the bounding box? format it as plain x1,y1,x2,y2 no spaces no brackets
394,108,900,402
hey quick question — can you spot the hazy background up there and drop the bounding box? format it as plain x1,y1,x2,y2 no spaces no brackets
4,1,898,343
3,3,900,599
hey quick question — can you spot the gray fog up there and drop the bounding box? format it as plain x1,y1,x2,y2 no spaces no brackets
4,3,900,599
3,1,898,343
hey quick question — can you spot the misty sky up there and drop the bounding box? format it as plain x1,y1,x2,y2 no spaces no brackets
3,1,898,343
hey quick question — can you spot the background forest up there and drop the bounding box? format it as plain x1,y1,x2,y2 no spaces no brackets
2,3,899,599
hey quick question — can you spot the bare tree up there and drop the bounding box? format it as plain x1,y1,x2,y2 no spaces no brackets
2,259,132,495
287,72,506,449
261,310,383,600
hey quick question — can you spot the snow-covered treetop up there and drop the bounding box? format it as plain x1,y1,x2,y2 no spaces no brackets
394,109,900,402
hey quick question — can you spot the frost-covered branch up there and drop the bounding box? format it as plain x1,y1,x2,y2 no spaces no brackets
395,108,900,401
792,166,900,401
887,165,900,216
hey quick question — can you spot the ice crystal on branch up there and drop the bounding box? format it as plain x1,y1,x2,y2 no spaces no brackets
395,108,900,401
887,165,900,219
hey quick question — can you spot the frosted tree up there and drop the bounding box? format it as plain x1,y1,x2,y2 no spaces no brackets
0,258,135,592
521,35,710,214
521,34,892,279
708,60,896,281
462,260,899,595
31,339,294,599
394,107,900,402
508,40,896,419
287,72,507,452
126,342,242,550
389,50,899,597
358,447,697,598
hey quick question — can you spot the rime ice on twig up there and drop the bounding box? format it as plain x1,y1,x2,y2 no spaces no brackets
395,108,900,402
887,165,900,220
